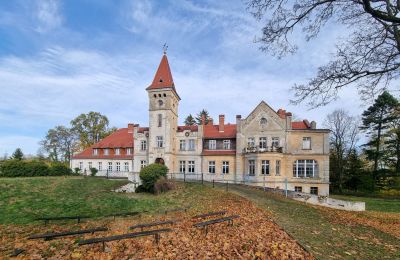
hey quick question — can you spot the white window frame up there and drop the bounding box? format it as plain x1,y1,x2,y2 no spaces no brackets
179,140,186,151
79,162,83,170
208,161,216,174
93,149,98,156
302,137,311,150
259,137,267,149
310,187,318,195
115,148,120,155
247,137,255,148
104,149,109,155
116,162,121,172
179,161,186,173
209,140,216,150
98,162,102,171
261,160,270,175
188,161,195,173
108,162,112,171
188,139,195,151
223,140,231,150
271,137,280,147
156,136,163,148
248,160,255,176
293,160,318,178
141,140,147,151
140,160,147,169
275,160,281,176
88,162,92,169
127,148,133,155
295,186,303,192
124,162,129,172
222,161,229,174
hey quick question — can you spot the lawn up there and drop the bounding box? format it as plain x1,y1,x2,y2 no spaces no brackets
0,176,197,224
0,177,399,259
330,194,400,213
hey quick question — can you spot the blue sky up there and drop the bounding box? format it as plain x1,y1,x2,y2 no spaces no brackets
0,0,371,156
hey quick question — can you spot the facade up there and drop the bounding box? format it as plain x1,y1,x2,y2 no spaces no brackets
72,53,330,195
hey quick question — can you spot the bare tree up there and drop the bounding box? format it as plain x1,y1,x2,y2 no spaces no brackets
248,0,400,107
39,126,77,163
324,109,360,192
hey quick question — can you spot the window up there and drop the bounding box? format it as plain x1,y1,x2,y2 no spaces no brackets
275,160,281,176
108,162,112,171
116,162,121,172
98,162,102,171
209,140,216,150
188,161,195,173
248,160,255,176
247,137,255,148
124,162,129,171
104,149,109,155
158,114,162,127
310,187,318,195
293,160,319,178
140,160,147,169
127,148,133,155
179,161,186,173
261,160,270,175
179,140,186,151
188,139,195,151
93,149,98,155
271,137,280,147
260,117,267,125
156,136,163,148
140,140,147,151
302,137,311,149
259,137,267,149
88,162,92,169
222,161,229,174
79,162,83,170
295,186,303,192
208,161,216,174
115,148,120,155
223,140,231,150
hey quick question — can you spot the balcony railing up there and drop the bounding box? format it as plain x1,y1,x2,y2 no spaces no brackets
243,146,283,154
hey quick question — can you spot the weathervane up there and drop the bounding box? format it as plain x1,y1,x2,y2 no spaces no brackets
163,43,168,54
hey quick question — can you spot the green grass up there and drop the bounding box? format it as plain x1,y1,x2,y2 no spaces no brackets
0,177,201,224
212,184,400,260
330,194,400,213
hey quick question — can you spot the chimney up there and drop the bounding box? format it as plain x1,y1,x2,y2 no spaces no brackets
128,123,134,133
208,118,213,125
219,114,225,132
311,121,316,129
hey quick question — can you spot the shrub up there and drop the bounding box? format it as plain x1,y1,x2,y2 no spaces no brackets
139,163,168,193
74,167,81,175
154,177,175,194
50,162,73,176
90,167,98,177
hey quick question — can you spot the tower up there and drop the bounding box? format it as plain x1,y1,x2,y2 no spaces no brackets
146,53,180,171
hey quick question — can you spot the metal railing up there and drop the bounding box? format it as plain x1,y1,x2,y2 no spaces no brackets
243,146,283,154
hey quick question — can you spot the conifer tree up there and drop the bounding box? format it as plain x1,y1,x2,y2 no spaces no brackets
11,148,24,160
184,114,196,126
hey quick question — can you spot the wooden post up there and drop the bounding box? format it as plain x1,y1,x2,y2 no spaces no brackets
201,173,204,185
213,179,215,188
226,181,228,192
184,172,186,183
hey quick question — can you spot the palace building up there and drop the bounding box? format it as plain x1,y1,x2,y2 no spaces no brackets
71,53,330,195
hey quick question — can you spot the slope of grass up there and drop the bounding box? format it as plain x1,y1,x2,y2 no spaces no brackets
217,184,400,260
330,194,400,213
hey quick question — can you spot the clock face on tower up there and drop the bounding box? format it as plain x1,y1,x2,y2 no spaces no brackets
158,100,164,107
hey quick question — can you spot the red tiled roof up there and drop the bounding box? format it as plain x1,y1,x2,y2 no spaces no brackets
202,150,236,156
72,128,133,159
292,120,311,129
147,54,174,90
203,124,237,139
177,125,198,132
138,127,149,133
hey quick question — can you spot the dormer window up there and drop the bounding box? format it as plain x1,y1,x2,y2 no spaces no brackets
115,148,120,155
93,149,98,156
104,149,109,155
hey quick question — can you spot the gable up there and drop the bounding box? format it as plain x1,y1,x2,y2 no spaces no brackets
242,101,285,132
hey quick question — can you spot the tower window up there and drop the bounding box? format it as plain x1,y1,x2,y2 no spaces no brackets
158,94,161,97
153,94,156,98
163,93,166,97
158,114,162,127
159,79,163,82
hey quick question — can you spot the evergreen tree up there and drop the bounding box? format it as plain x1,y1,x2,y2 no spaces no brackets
11,148,24,160
195,109,212,125
184,114,196,126
361,91,399,177
383,106,400,174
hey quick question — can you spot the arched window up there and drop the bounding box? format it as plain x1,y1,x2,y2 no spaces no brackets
158,114,162,127
293,160,318,178
260,117,267,125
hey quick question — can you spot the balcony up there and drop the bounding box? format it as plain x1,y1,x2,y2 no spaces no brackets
243,146,283,154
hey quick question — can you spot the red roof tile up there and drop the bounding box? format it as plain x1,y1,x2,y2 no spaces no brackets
203,124,236,139
147,54,174,90
72,128,133,159
138,127,149,133
177,125,198,132
292,120,311,129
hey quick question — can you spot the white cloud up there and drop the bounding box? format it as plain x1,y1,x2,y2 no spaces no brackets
35,0,63,33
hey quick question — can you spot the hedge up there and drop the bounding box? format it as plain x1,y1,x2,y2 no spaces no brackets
0,160,74,177
138,163,168,193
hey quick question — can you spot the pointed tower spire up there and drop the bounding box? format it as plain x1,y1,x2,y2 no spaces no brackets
146,52,180,99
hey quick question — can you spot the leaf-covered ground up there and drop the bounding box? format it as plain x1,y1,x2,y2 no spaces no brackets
1,183,312,259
